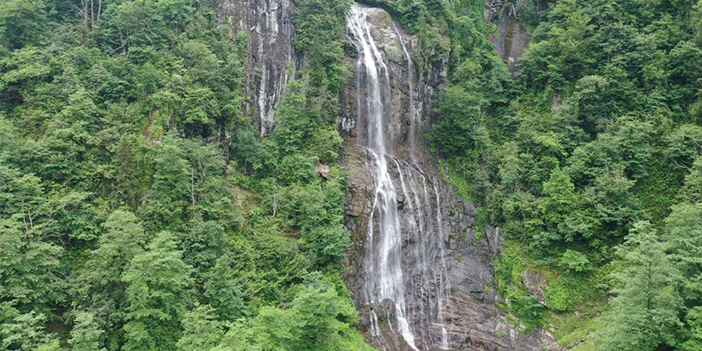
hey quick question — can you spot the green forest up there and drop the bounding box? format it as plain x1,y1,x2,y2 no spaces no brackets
0,0,701,350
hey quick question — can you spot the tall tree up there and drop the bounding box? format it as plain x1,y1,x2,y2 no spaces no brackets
665,203,702,304
176,305,224,351
599,221,683,351
203,255,247,322
68,312,106,351
121,231,193,351
0,0,48,50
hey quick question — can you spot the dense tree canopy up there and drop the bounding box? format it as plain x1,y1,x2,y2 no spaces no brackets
1,0,701,349
0,0,364,350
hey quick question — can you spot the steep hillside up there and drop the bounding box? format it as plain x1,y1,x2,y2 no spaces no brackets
1,0,701,351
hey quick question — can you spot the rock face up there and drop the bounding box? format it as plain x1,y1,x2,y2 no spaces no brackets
345,148,557,350
339,7,445,167
216,0,296,135
522,270,547,305
490,16,530,72
485,0,535,72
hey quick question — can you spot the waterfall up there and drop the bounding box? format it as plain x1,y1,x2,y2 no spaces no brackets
348,4,453,350
348,6,418,350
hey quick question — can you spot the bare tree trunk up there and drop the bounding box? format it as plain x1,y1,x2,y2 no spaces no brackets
82,0,89,41
90,0,95,34
97,0,102,27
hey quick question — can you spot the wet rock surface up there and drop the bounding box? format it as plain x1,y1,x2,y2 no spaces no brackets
344,146,556,351
490,16,530,72
339,6,445,167
216,0,296,135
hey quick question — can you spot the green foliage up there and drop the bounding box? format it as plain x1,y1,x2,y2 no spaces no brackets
433,1,702,343
0,305,58,351
203,255,248,321
543,279,579,313
69,312,106,351
558,250,592,273
665,203,702,304
683,307,702,351
0,0,361,348
212,275,373,351
598,221,683,351
507,293,548,330
294,0,352,94
176,305,225,351
0,174,66,309
121,231,193,351
0,0,49,50
681,157,702,202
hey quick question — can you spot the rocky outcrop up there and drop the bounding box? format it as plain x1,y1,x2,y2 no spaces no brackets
485,0,535,72
522,270,547,305
344,147,556,350
490,17,530,72
216,0,296,135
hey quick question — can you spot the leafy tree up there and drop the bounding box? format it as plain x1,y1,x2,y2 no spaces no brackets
203,255,247,322
0,210,65,310
176,305,224,351
293,0,352,94
74,209,147,349
599,221,683,351
69,312,106,351
77,210,147,304
180,218,225,277
683,307,702,351
433,86,484,159
121,231,193,351
217,275,373,351
143,134,192,230
539,167,579,242
681,157,702,203
0,0,49,50
665,124,702,168
665,203,702,304
0,306,58,351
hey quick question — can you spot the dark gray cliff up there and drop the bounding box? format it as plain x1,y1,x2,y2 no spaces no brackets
216,0,296,135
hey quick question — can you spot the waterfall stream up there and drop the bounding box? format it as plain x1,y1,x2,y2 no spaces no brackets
348,6,418,349
347,5,452,350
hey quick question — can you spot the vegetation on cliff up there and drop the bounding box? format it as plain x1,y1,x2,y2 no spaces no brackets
0,0,370,350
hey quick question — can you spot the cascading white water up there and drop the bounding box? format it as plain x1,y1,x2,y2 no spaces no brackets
348,4,453,350
348,6,418,350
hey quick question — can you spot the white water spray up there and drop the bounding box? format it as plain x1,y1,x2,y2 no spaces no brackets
348,6,418,349
348,5,455,350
